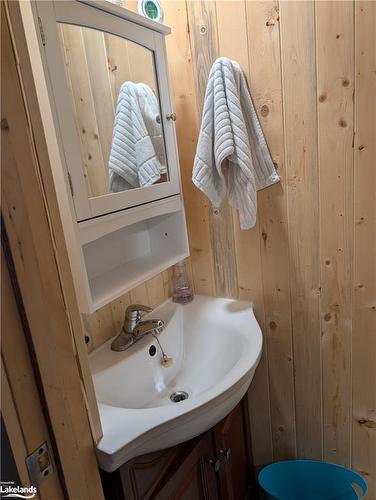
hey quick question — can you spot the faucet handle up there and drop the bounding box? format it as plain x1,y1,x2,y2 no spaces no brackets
123,304,153,333
125,304,153,319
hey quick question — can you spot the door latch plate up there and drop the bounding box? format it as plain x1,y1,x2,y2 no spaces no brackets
25,442,53,486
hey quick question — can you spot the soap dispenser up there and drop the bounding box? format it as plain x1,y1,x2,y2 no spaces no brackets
172,260,194,304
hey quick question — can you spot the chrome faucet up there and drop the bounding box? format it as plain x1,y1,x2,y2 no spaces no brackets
111,304,164,352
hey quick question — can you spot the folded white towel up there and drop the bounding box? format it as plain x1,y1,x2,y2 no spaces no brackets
192,57,279,229
109,82,166,192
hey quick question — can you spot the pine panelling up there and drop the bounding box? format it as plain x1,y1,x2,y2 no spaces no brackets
1,363,34,492
214,0,273,465
105,33,132,101
186,0,238,298
147,270,171,308
215,0,266,312
116,0,156,92
59,25,108,196
126,42,157,93
352,1,376,496
2,7,103,494
279,1,322,459
83,302,121,350
81,2,375,483
2,251,64,499
164,0,215,297
83,29,115,166
316,1,354,466
246,1,296,461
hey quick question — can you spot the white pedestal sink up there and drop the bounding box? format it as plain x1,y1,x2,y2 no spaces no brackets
90,295,262,472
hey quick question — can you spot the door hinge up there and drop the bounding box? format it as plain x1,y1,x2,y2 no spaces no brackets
25,442,53,486
67,171,74,197
37,16,46,46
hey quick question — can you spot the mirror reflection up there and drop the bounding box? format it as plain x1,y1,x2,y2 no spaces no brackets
58,23,168,198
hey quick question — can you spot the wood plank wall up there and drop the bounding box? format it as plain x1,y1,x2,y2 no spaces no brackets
84,1,375,494
2,3,104,493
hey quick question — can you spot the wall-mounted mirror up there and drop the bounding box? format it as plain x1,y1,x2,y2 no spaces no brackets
57,23,168,199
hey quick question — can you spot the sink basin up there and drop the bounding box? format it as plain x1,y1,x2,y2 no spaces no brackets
90,295,262,471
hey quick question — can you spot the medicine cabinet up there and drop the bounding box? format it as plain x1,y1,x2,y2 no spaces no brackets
26,0,189,312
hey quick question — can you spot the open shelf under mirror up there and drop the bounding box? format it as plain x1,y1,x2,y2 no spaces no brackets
82,208,189,310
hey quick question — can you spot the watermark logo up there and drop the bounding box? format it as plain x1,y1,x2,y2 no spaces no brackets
0,482,37,499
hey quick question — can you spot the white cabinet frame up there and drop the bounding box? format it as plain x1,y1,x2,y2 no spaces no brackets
22,0,189,312
35,0,181,221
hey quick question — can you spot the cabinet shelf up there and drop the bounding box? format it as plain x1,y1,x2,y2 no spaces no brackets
88,250,187,310
81,207,189,311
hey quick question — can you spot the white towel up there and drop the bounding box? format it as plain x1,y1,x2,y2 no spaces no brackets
108,82,166,192
192,58,279,229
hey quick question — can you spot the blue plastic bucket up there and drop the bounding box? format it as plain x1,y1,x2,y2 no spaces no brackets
258,460,368,500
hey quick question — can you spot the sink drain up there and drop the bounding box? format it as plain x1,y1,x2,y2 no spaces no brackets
170,391,189,403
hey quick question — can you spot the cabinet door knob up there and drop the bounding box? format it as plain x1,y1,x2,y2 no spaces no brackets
219,448,231,460
209,449,231,472
166,112,176,121
209,458,222,473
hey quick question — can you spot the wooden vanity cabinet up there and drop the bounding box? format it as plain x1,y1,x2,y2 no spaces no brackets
100,396,258,500
213,399,257,500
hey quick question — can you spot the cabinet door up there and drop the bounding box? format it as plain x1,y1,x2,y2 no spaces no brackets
100,444,186,500
33,0,181,221
121,445,185,500
213,398,257,500
154,432,219,500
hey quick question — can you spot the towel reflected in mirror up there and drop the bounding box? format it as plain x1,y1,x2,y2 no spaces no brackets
109,82,167,192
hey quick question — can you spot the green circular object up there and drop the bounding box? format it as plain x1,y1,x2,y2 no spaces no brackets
138,0,163,23
145,1,158,19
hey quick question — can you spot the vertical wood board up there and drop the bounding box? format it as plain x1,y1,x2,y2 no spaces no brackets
246,0,296,461
165,0,216,296
352,1,376,496
279,0,322,459
316,0,354,466
186,0,238,299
